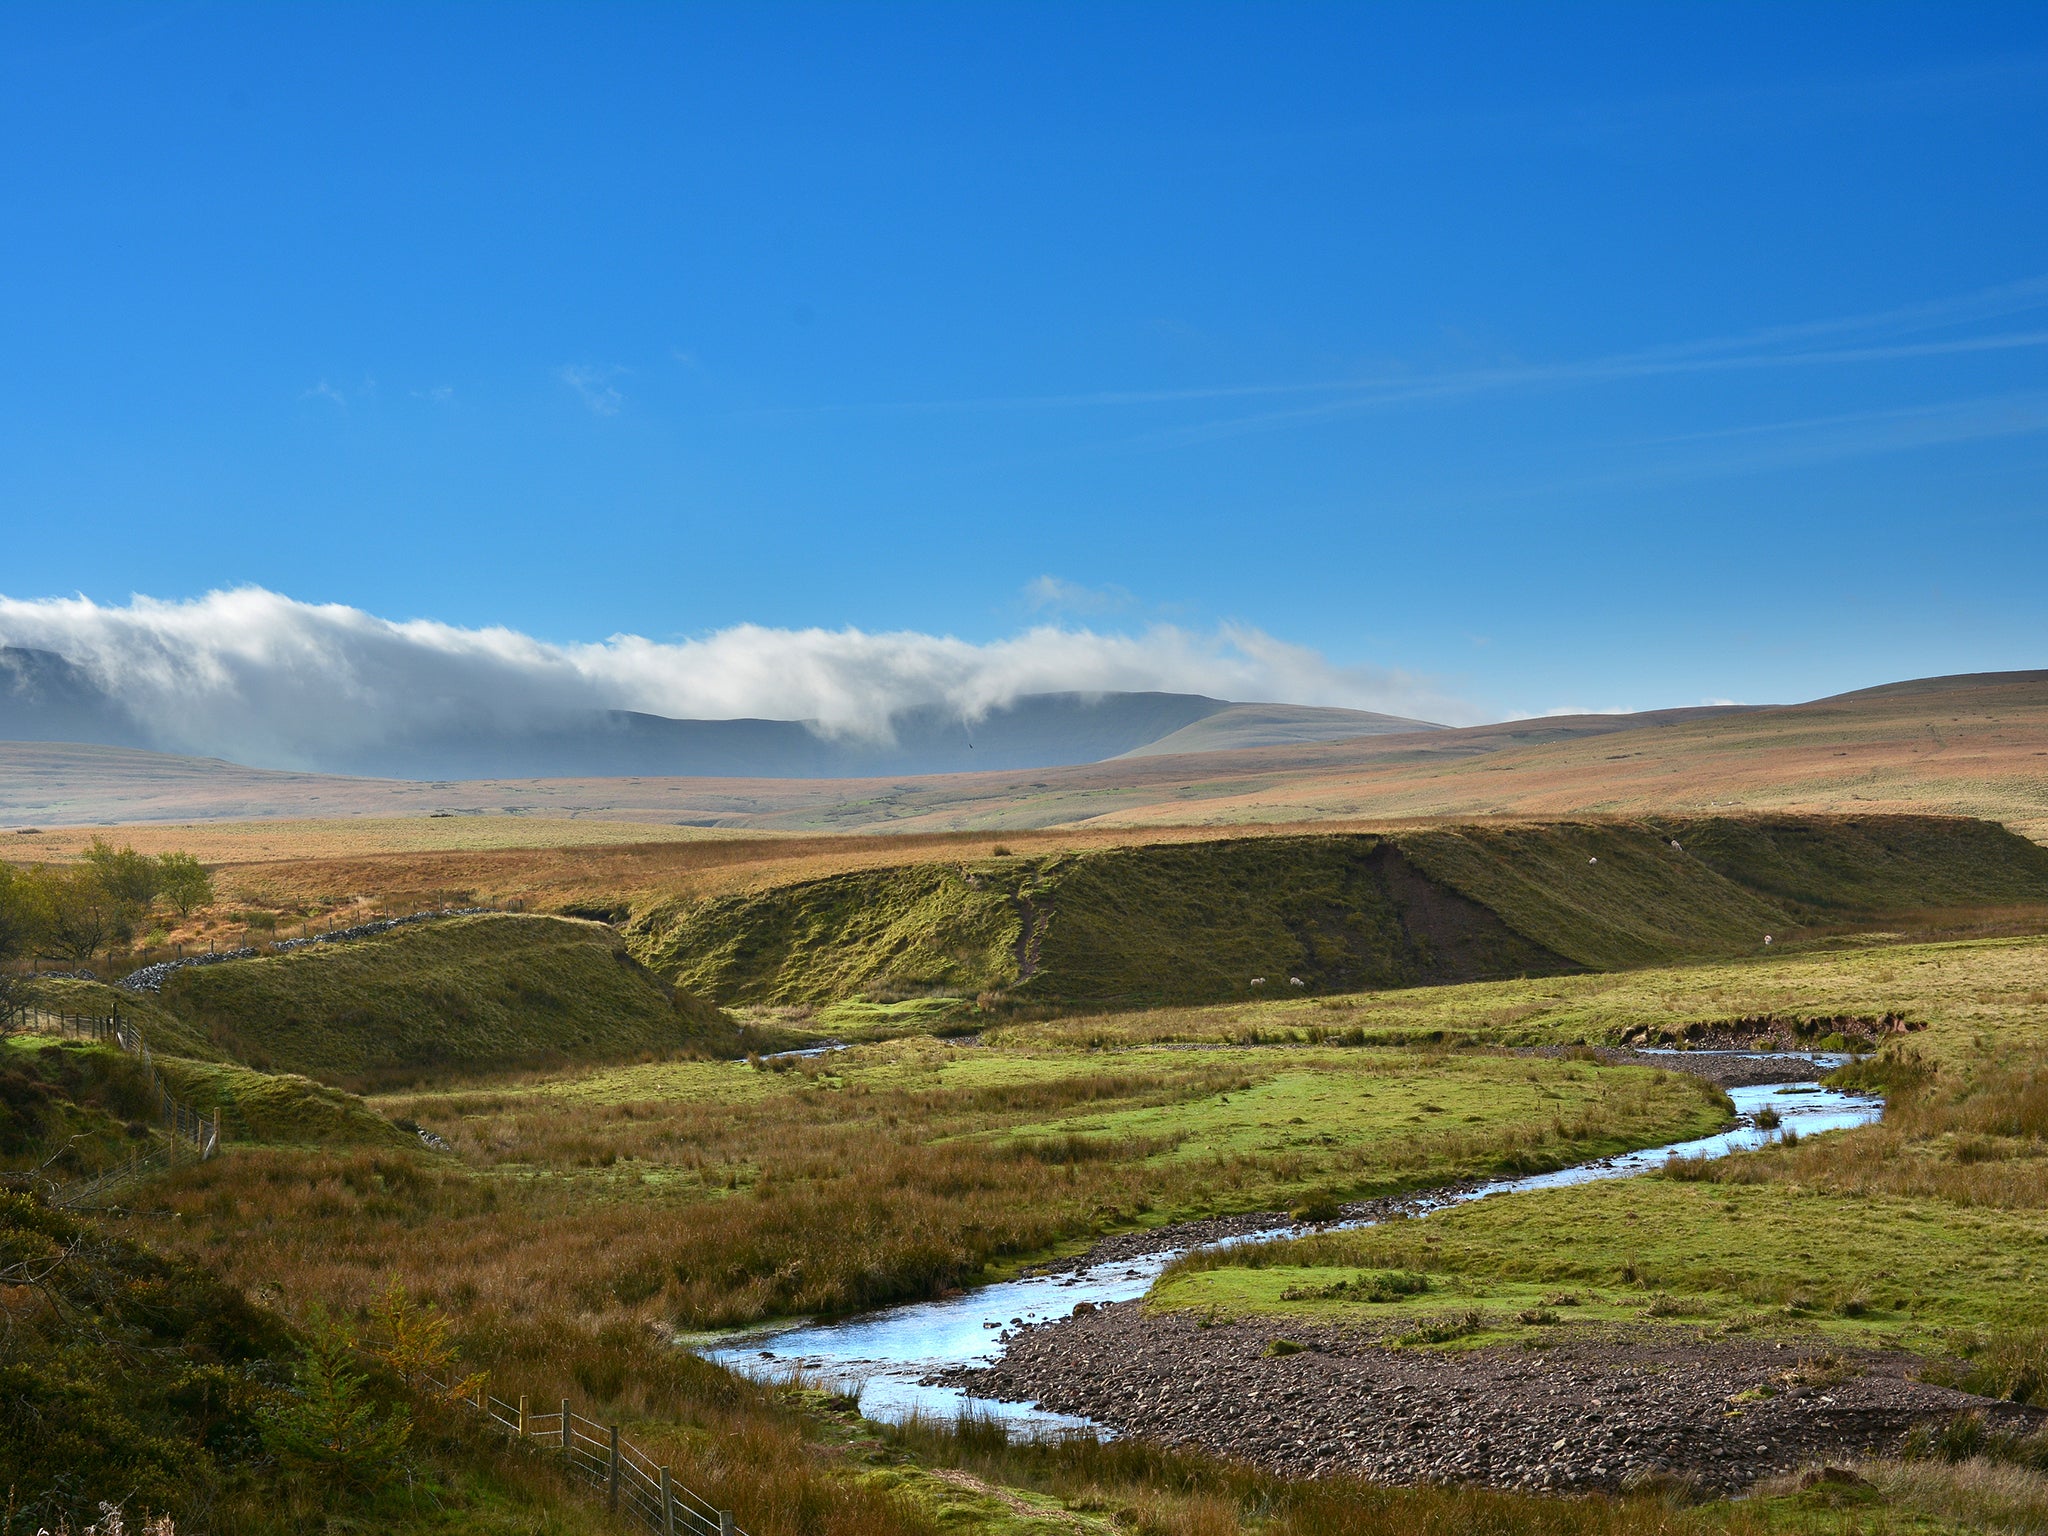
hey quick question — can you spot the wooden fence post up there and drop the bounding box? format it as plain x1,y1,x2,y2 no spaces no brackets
518,1394,529,1437
607,1424,619,1510
720,1511,735,1536
561,1398,572,1458
660,1468,675,1536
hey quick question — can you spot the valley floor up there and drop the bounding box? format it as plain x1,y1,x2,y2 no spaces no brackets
14,925,2048,1534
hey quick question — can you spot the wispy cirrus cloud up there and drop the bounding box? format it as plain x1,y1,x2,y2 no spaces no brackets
1024,575,1136,616
559,364,627,416
743,273,2048,453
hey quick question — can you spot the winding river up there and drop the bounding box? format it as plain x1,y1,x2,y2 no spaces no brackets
699,1057,1882,1434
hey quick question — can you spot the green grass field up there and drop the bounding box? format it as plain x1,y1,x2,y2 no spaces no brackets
1152,1176,2048,1349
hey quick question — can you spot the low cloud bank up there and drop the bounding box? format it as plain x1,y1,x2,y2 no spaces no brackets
0,588,1474,771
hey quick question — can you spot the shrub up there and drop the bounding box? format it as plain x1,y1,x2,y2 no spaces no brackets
1400,1309,1487,1345
260,1308,412,1496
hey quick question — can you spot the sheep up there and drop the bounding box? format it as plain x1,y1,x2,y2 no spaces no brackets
1250,977,1267,987
1289,976,1304,987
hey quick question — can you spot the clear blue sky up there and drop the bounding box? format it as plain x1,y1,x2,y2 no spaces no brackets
3,1,2045,720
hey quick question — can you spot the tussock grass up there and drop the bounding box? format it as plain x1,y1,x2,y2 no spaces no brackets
1865,1456,2048,1533
152,914,735,1089
123,1045,1720,1333
880,1412,1768,1536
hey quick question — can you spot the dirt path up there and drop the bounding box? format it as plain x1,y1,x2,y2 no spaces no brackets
946,1304,2040,1494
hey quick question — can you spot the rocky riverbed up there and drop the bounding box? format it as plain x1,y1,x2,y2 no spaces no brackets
1516,1045,1836,1088
944,1303,2040,1494
1024,1183,1491,1276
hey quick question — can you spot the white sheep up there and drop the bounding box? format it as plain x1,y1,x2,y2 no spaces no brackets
1289,976,1304,987
1250,977,1267,987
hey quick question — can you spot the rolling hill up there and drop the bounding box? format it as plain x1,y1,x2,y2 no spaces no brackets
3,669,2045,846
627,815,2048,1011
0,653,1435,779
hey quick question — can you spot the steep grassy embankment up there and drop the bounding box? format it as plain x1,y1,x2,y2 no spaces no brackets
154,913,736,1089
630,815,2048,1011
630,835,1575,1010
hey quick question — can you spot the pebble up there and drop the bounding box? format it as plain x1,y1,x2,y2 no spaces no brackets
946,1304,2045,1494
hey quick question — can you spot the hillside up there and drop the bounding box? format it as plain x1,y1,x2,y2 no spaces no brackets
627,814,2048,1011
5,669,2045,842
149,913,737,1088
0,673,1437,781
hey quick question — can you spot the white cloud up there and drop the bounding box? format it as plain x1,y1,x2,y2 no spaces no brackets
0,588,1476,771
559,364,626,416
1023,575,1135,615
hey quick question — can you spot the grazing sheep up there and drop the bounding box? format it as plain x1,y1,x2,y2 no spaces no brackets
1289,976,1304,987
1588,856,1598,864
1250,977,1267,987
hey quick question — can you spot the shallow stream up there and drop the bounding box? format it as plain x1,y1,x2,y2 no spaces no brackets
699,1056,1881,1434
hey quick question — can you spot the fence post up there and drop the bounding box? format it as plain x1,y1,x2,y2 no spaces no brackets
660,1468,675,1536
518,1395,529,1437
607,1424,619,1510
720,1511,734,1536
560,1398,571,1458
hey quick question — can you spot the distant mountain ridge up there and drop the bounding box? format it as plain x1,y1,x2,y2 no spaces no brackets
0,668,2043,834
0,646,1437,779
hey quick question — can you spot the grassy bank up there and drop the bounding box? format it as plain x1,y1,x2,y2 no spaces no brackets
629,816,2048,1013
990,929,2048,1065
1151,1175,2048,1352
151,913,736,1089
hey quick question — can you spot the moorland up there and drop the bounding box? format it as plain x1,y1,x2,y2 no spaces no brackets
8,694,2048,1535
7,668,2048,838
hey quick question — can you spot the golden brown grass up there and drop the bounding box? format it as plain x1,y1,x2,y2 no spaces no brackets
126,1043,1711,1334
10,670,2048,847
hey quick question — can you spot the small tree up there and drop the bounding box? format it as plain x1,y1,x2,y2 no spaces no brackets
368,1278,485,1403
22,865,136,965
154,853,214,918
261,1308,412,1497
80,837,162,908
0,862,41,1022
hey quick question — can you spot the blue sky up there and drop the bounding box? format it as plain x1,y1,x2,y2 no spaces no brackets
2,1,2046,724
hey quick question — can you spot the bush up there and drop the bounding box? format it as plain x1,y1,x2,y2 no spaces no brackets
261,1309,412,1496
1927,1327,2048,1406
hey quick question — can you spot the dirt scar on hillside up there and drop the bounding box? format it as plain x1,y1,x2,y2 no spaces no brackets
694,1067,1880,1444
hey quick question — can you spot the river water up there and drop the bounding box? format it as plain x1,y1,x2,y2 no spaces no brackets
698,1058,1882,1434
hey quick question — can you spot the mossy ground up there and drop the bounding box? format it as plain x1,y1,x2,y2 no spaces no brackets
1152,1175,2048,1348
151,913,736,1088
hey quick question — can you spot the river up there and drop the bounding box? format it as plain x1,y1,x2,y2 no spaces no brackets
698,1057,1882,1434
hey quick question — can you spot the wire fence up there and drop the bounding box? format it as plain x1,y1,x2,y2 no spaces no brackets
3,913,750,1534
431,1377,748,1536
2,1005,222,1208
